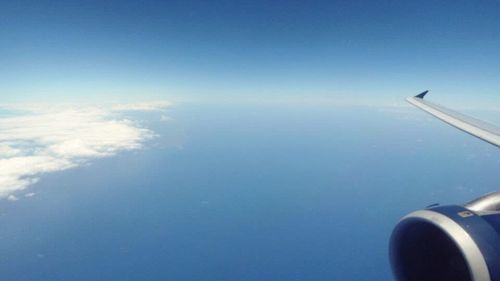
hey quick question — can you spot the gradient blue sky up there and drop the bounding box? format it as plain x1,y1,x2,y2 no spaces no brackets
1,0,500,104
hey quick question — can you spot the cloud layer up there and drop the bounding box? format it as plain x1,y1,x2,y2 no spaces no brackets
0,101,169,198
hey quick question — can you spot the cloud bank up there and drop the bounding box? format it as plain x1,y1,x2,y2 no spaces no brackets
0,101,170,198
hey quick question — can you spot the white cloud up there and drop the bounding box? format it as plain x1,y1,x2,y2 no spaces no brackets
7,195,19,201
0,101,170,198
111,101,171,112
160,115,171,122
0,144,21,157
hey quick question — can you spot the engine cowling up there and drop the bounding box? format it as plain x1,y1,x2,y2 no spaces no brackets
390,191,500,281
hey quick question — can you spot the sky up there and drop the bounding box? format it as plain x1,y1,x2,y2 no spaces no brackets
1,0,500,105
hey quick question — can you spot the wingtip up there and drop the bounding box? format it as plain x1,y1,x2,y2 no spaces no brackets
415,90,429,99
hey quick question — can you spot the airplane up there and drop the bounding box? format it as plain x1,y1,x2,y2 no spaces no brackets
389,91,500,281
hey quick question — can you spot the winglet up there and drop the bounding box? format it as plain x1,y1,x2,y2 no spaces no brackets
415,90,429,99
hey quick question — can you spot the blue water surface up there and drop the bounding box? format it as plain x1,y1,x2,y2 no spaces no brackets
0,103,499,281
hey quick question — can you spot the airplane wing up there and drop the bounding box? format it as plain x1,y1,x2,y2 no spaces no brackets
406,91,500,147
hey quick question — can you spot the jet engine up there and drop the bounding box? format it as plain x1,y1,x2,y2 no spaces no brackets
390,191,500,281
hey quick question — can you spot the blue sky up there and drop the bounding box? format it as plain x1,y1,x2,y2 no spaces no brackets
1,0,500,104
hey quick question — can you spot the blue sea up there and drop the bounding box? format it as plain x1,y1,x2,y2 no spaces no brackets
1,103,499,281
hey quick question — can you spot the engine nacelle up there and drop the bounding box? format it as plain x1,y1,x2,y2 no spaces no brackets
390,191,500,281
